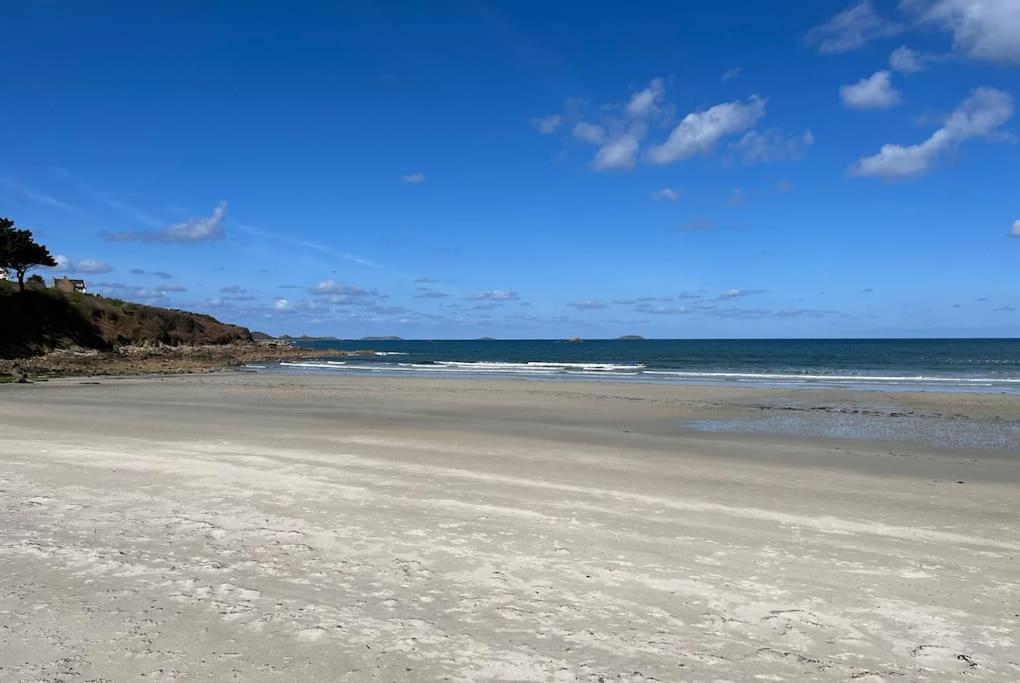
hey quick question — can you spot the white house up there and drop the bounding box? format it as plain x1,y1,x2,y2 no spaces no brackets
53,277,88,293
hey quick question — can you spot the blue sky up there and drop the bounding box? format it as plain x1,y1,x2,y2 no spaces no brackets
3,1,1018,338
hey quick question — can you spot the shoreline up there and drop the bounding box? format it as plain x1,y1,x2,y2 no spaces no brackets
12,371,1020,453
264,360,1020,395
0,343,378,381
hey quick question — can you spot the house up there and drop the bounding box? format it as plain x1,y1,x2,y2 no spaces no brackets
0,269,9,281
53,277,88,294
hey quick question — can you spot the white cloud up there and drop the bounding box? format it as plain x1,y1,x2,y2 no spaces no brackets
805,1,901,53
889,45,927,73
840,70,902,109
1010,219,1020,237
572,121,607,144
72,259,112,274
401,172,426,184
91,282,183,305
310,279,373,297
467,290,519,301
102,202,227,243
906,0,1020,64
273,298,291,311
625,78,665,118
0,178,78,212
129,268,173,279
591,133,641,171
718,288,765,300
647,96,766,165
51,255,113,274
731,128,814,164
853,87,1013,179
532,114,562,134
721,66,743,82
650,187,681,202
569,300,608,311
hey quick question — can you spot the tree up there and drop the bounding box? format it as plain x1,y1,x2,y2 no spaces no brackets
0,218,57,292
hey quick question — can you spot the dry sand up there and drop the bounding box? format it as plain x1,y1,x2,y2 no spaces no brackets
1,374,1018,680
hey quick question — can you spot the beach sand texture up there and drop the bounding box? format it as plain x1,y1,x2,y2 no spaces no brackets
1,374,1018,680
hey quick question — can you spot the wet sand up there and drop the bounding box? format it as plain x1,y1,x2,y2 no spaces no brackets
1,374,1018,680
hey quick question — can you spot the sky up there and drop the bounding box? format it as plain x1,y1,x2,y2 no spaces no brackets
2,0,1019,339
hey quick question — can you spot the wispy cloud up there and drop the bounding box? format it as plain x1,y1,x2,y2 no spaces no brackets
237,224,378,268
466,290,519,301
52,255,113,274
401,172,426,184
625,77,665,118
310,279,376,300
888,45,942,73
1010,219,1020,237
102,202,227,243
568,300,608,311
805,1,901,54
634,302,692,315
129,268,173,279
721,66,743,81
647,96,766,165
90,282,185,306
650,187,681,202
415,289,450,299
680,217,716,231
592,134,641,171
731,128,814,164
55,167,164,227
717,288,765,300
531,114,562,134
853,87,1013,179
573,121,607,144
0,178,79,212
557,78,667,172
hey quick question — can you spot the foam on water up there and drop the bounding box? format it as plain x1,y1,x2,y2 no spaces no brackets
267,339,1020,393
274,359,1019,391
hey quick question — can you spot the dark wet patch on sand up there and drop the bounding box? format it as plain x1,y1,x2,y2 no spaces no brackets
686,411,1020,451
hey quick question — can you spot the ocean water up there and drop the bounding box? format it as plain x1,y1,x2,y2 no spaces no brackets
258,338,1020,393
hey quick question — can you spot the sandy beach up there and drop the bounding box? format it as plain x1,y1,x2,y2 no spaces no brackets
1,373,1018,680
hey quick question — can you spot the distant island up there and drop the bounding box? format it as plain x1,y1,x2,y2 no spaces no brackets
618,335,645,340
361,336,403,341
478,336,496,340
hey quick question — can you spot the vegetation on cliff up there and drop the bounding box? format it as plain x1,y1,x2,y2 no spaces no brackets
0,280,252,358
1,217,253,359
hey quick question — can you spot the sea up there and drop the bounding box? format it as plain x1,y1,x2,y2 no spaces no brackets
250,338,1020,394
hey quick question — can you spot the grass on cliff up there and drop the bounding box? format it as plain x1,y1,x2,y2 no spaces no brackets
0,280,252,358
